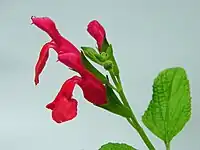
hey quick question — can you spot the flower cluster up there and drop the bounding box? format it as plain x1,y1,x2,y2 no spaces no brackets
31,16,107,123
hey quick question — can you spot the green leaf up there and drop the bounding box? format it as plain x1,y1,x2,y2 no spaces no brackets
97,85,132,118
80,51,107,84
99,142,137,150
142,67,191,143
81,47,103,64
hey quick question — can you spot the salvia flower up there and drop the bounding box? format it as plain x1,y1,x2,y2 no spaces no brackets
31,16,107,123
87,20,106,51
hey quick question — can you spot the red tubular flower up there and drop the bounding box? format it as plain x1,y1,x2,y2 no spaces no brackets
46,74,106,123
32,16,108,123
87,20,106,51
58,53,107,105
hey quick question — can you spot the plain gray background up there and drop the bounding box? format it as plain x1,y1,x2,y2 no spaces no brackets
0,0,199,149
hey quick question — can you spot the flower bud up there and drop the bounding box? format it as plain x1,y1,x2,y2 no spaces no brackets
103,60,113,71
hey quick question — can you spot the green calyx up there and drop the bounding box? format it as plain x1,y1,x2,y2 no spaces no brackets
97,84,132,118
81,43,119,77
104,44,119,76
103,60,113,71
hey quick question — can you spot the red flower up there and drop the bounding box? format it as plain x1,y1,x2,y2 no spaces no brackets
46,73,107,123
31,16,107,123
87,20,106,51
58,53,107,105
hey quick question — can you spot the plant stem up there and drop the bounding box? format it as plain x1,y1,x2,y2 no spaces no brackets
165,141,170,150
118,88,137,121
109,72,155,150
120,88,155,150
128,118,155,150
110,72,119,90
107,82,118,92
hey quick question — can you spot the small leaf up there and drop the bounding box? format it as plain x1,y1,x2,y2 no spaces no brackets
99,142,137,150
142,67,191,143
81,47,103,64
97,85,132,118
81,51,107,84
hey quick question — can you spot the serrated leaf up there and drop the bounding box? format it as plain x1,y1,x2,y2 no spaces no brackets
81,51,107,84
142,67,191,143
99,142,137,150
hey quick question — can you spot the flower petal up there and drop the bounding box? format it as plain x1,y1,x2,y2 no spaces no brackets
46,76,81,123
52,97,78,123
34,40,57,85
87,20,106,50
79,72,107,105
31,16,56,32
31,16,62,44
46,76,81,109
58,53,85,75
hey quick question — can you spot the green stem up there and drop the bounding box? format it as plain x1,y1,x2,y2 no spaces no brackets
107,82,118,92
109,72,155,150
128,118,155,150
120,89,155,150
110,72,119,90
165,141,170,150
118,88,137,120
